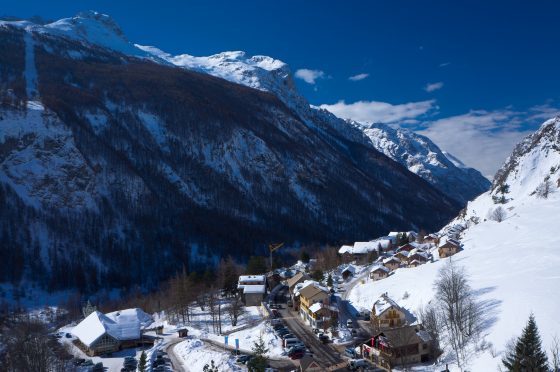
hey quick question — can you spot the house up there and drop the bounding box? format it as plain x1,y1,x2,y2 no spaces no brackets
298,281,331,328
340,264,357,280
424,234,439,244
407,248,429,264
177,328,188,338
361,325,433,368
338,238,392,262
438,238,460,258
397,243,416,253
382,256,401,271
71,308,153,356
369,265,390,281
371,294,406,330
394,250,409,263
287,272,310,297
299,354,322,371
238,275,267,306
408,259,423,268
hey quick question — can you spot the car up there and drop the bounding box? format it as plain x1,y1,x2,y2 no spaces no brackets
276,330,290,336
289,351,305,360
273,323,285,329
72,358,86,366
281,333,295,340
348,359,369,370
81,360,94,367
345,347,358,358
318,334,329,343
236,355,252,364
65,333,72,338
286,345,306,355
346,319,353,328
287,299,293,307
271,309,280,318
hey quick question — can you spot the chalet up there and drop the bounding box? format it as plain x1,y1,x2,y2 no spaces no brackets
287,272,310,297
361,325,433,368
407,248,429,264
371,294,406,330
238,275,267,306
71,308,153,356
382,256,401,271
424,234,439,244
298,281,331,328
397,243,416,253
438,238,460,258
369,265,390,281
394,250,409,263
408,259,423,268
340,264,357,280
338,238,392,262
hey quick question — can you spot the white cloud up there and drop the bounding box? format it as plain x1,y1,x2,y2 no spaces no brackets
295,69,325,84
424,82,444,92
319,99,437,124
439,62,451,67
348,73,369,81
417,110,533,178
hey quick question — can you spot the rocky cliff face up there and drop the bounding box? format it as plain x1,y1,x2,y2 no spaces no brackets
0,14,461,291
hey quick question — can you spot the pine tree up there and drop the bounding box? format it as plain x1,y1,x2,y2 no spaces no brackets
503,314,548,371
138,351,147,372
327,273,333,287
247,335,269,372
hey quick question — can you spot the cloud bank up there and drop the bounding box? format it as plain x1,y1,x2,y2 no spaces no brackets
319,99,437,124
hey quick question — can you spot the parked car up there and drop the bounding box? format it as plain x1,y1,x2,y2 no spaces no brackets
287,299,293,307
286,345,306,355
289,350,305,360
346,319,353,328
318,334,329,343
348,359,369,370
283,338,300,348
236,355,252,364
276,329,290,336
345,347,358,358
281,333,295,340
72,358,86,366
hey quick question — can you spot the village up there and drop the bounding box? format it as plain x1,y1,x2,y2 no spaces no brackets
45,224,466,372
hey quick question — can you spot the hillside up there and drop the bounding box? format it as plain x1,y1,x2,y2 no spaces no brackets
347,117,560,371
0,13,461,291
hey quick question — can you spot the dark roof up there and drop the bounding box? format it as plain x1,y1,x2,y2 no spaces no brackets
377,325,431,348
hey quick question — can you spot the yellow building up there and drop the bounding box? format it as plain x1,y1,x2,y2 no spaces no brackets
298,282,330,328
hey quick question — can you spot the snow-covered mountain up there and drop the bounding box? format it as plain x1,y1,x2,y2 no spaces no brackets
0,13,462,291
348,117,560,371
352,122,490,204
2,11,488,205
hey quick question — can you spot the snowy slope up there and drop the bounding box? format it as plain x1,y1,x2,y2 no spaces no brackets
347,117,560,371
353,122,490,204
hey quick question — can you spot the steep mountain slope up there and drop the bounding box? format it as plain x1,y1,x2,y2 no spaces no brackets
138,44,489,204
0,15,461,291
348,117,560,371
353,122,491,204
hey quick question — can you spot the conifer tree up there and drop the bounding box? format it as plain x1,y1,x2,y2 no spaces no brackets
138,351,147,372
503,314,548,371
327,273,333,287
247,334,269,372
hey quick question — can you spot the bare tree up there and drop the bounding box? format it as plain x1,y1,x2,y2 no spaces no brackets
551,335,560,372
417,303,442,360
489,206,507,222
226,294,244,327
433,260,482,371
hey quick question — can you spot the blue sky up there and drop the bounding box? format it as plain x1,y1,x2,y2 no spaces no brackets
3,0,560,176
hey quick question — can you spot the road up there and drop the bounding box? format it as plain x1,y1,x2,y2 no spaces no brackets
166,338,186,371
272,286,347,370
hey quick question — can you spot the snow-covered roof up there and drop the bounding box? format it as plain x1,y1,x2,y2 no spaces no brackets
383,256,401,264
340,264,357,275
372,295,402,316
408,248,429,259
309,303,323,313
339,238,392,255
243,284,266,294
238,275,265,283
71,308,153,347
395,250,409,257
370,265,390,273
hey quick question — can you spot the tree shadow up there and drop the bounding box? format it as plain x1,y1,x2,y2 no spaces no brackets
473,286,501,334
